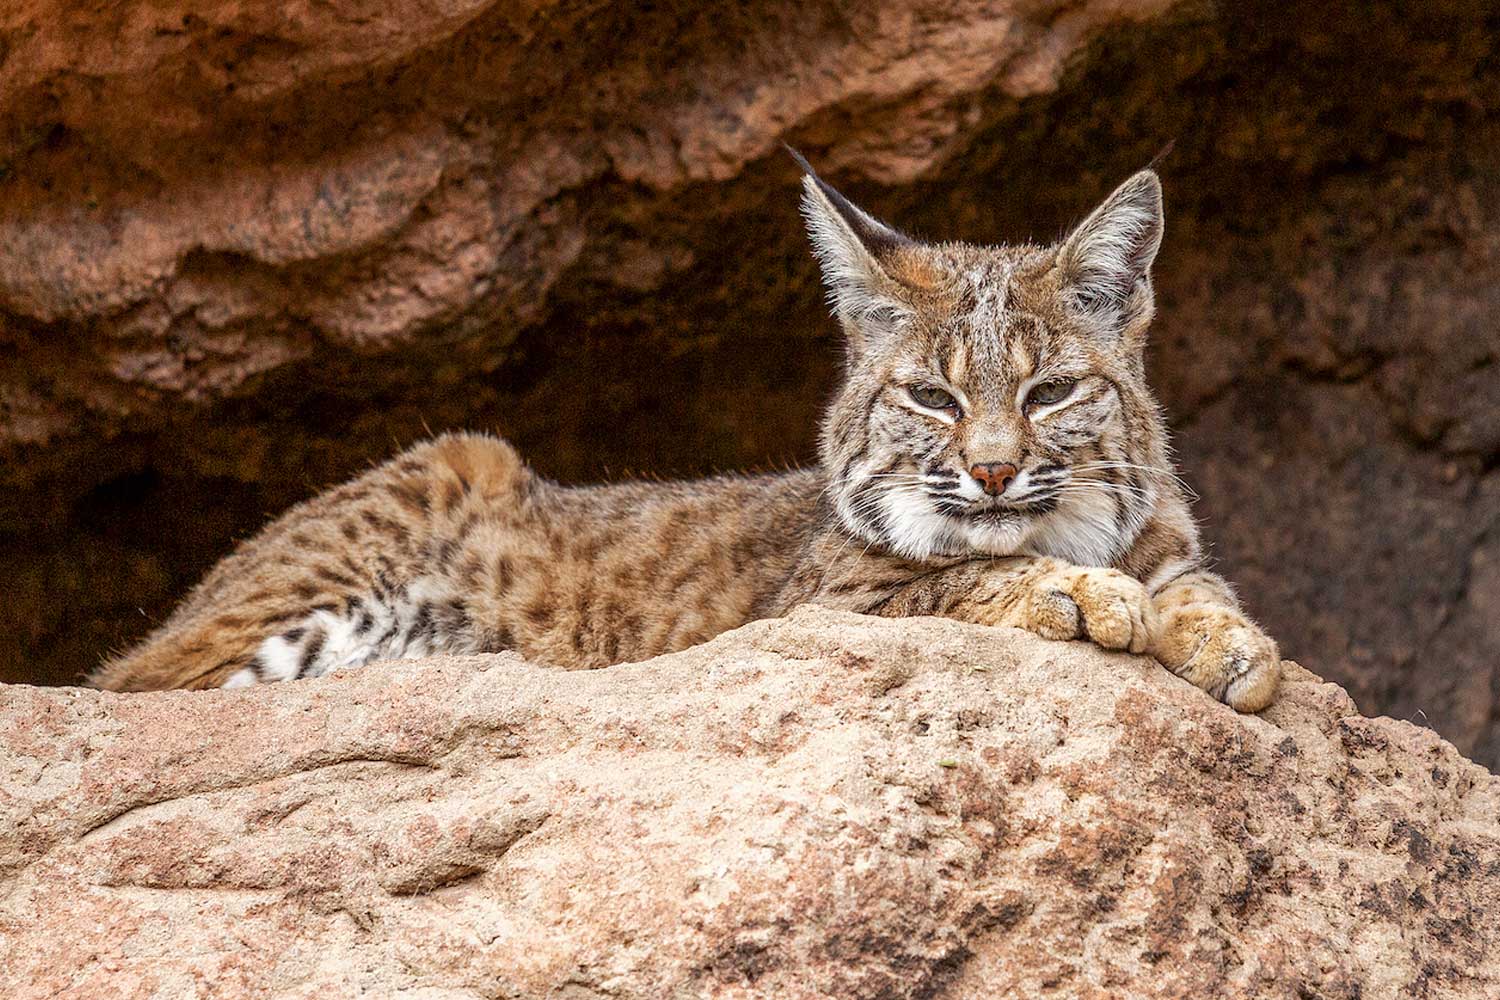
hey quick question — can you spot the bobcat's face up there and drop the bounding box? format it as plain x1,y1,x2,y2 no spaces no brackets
799,155,1168,565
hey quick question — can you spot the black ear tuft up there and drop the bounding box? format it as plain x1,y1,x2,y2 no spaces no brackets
782,142,818,178
789,145,916,346
784,145,911,256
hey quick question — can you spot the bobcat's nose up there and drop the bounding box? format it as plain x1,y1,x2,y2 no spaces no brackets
969,462,1018,497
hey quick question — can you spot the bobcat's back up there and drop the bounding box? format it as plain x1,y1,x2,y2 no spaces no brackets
92,433,822,691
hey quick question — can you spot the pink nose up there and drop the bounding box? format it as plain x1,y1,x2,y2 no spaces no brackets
970,462,1018,497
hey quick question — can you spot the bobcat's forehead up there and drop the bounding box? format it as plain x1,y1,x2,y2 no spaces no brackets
895,246,1069,399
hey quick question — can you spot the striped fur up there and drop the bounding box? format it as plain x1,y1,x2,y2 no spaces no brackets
92,166,1279,712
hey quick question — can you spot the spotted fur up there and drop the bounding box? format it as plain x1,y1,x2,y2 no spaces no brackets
92,160,1280,712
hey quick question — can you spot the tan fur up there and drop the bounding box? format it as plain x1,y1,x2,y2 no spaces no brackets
94,162,1280,712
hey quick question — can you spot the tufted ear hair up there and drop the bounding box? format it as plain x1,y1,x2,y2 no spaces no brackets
1056,169,1163,333
788,147,914,346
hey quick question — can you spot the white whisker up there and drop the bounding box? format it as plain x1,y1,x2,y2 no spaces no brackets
1070,460,1197,498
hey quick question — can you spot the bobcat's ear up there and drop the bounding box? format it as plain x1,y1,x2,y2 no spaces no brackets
1056,169,1163,333
790,148,913,346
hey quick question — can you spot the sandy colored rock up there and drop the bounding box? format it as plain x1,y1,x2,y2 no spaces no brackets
3,607,1497,998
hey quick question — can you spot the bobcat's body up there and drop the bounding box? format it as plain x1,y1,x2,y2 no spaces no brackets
94,158,1283,711
96,440,820,689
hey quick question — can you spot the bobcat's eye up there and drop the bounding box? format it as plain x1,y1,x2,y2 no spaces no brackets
909,384,959,413
1026,378,1077,410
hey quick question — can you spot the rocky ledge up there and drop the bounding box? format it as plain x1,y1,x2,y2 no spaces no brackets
2,607,1497,998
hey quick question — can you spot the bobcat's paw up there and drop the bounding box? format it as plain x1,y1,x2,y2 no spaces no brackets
1024,566,1157,655
1151,603,1280,712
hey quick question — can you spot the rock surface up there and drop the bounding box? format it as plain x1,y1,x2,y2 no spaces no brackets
2,0,1499,775
3,608,1497,998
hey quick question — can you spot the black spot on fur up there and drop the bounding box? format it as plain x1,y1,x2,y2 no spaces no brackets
460,556,483,589
388,479,431,514
441,598,470,629
373,618,400,650
296,629,327,679
441,480,463,512
411,602,435,641
315,564,361,589
574,533,605,562
361,508,409,542
524,602,554,630
665,568,696,597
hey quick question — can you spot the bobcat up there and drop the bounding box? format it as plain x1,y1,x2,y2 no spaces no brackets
91,155,1281,712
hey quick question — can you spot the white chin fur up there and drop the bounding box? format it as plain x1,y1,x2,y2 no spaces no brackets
876,488,1029,560
867,484,1132,566
877,489,965,560
958,516,1030,556
1021,488,1135,567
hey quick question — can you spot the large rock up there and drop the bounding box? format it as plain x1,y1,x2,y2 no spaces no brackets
3,608,1497,998
3,0,1499,774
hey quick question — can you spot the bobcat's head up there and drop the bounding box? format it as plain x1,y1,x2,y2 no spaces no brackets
801,153,1173,566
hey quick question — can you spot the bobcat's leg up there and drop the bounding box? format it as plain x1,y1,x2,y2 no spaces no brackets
873,556,1157,655
1147,569,1280,712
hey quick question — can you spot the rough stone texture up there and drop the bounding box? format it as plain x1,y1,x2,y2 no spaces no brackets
2,0,1499,773
2,608,1498,998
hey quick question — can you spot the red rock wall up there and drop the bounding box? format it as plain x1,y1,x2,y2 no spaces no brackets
2,1,1497,765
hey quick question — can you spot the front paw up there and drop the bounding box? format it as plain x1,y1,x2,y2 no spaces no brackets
1151,604,1281,712
1023,566,1157,655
